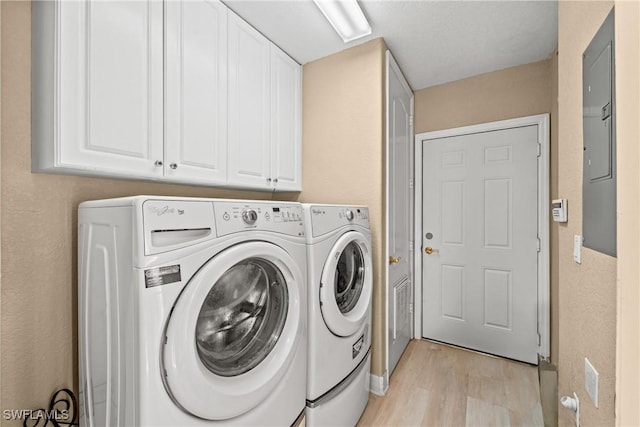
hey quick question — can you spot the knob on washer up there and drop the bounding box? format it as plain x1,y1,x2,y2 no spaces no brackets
242,209,258,225
346,210,354,221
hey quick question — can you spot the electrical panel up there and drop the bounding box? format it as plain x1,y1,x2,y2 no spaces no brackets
582,9,616,257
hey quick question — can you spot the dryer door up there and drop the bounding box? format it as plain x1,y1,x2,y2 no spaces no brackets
162,241,302,420
320,231,372,337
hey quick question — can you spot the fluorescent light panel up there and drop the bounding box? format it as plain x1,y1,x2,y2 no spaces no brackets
313,0,372,43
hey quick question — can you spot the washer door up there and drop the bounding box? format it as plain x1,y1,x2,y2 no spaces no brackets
163,242,302,420
320,231,372,337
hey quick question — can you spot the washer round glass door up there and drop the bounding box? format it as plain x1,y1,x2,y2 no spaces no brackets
320,231,372,337
162,242,302,420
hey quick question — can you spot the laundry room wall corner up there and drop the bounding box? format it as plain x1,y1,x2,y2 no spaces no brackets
300,38,388,378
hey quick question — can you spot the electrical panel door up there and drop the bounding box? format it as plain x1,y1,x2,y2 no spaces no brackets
582,9,616,257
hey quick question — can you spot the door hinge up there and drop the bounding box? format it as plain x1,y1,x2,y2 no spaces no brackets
409,241,414,252
409,303,414,314
536,237,541,252
409,178,414,189
409,115,414,127
537,143,542,157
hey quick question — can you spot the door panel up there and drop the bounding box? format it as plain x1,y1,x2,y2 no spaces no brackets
165,0,228,184
387,53,413,375
59,0,163,176
227,12,271,187
271,48,302,191
422,125,539,364
164,242,302,420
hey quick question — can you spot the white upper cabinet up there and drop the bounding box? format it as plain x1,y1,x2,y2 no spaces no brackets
227,12,272,188
270,47,302,192
32,0,301,191
165,0,228,185
227,12,302,191
32,0,164,178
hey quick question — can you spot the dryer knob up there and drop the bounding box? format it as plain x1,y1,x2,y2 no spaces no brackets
242,209,258,225
346,210,354,221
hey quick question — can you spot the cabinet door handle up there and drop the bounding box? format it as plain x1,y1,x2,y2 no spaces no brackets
154,160,163,167
273,178,278,183
169,163,178,170
266,177,272,183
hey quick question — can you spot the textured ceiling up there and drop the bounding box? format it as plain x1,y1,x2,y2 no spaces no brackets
223,0,558,91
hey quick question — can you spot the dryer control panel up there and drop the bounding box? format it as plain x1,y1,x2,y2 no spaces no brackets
308,205,370,237
213,201,304,238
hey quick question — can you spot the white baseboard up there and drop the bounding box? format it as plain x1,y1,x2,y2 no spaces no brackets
369,371,389,396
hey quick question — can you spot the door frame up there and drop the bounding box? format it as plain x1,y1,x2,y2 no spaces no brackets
384,50,414,392
413,114,550,360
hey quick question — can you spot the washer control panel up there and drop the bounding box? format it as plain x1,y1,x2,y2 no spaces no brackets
214,201,304,237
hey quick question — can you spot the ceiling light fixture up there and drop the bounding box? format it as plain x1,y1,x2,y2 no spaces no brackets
313,0,372,43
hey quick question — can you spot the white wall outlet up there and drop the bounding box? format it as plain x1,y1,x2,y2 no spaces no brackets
573,235,582,264
585,358,599,407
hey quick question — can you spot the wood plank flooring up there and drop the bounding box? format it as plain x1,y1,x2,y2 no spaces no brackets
357,340,543,426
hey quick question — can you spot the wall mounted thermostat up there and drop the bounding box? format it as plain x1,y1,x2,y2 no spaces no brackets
552,199,568,222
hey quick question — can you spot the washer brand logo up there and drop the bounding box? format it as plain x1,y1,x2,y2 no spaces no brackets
312,209,324,215
149,205,175,216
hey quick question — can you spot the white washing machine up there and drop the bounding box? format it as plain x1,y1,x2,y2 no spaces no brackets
302,204,373,427
78,196,306,427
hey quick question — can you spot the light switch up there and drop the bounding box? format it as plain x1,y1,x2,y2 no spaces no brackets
574,235,582,264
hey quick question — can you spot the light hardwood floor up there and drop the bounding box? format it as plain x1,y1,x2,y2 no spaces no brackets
357,340,544,426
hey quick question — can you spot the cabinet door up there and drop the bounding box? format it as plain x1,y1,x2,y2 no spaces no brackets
165,0,228,185
227,12,272,189
270,47,302,192
56,1,164,177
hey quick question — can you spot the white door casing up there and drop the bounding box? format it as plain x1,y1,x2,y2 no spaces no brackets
414,115,550,363
386,51,414,377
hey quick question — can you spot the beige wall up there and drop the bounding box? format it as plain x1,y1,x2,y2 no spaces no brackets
414,60,552,134
557,2,616,426
300,38,387,376
0,1,291,418
614,0,640,425
414,59,558,362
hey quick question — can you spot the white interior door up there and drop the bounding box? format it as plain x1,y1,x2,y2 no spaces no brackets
387,52,413,375
421,125,539,364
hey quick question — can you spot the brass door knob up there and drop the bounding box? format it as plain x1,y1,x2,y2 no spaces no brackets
389,256,401,264
424,247,439,255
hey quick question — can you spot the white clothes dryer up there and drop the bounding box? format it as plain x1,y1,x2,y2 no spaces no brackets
78,196,306,427
302,204,372,427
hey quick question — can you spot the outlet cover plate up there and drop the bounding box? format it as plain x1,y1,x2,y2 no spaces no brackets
585,357,599,407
